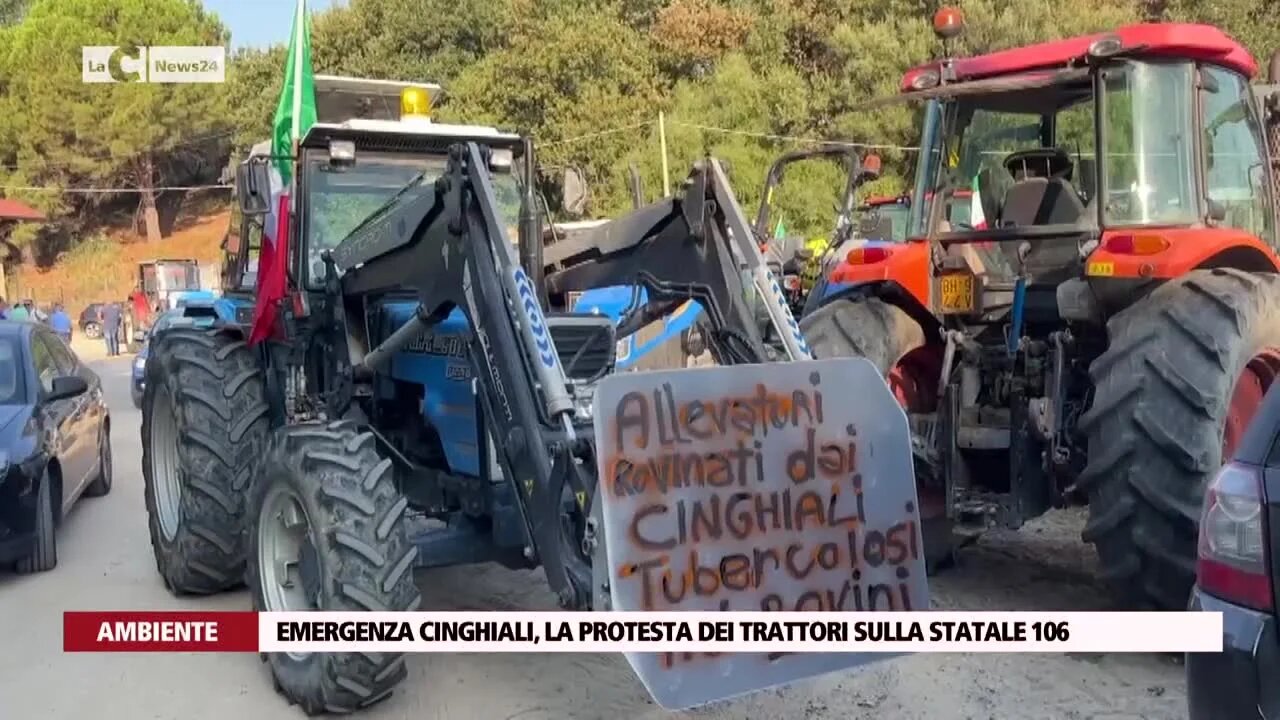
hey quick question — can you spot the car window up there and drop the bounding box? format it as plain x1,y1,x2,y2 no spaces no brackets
43,333,78,374
30,334,59,395
0,338,25,404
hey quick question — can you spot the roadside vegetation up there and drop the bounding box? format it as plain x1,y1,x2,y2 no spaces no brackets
0,0,1273,306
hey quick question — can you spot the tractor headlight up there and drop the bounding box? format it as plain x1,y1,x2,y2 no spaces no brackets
328,140,356,168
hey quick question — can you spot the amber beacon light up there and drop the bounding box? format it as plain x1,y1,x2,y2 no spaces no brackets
933,6,965,39
400,86,432,120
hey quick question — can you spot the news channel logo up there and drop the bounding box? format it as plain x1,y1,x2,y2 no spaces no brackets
82,45,225,84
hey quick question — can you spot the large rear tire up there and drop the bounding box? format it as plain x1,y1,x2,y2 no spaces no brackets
801,297,952,568
247,421,419,715
141,328,270,594
1080,268,1280,609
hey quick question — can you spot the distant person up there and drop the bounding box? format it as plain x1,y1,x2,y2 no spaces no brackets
0,298,9,320
130,286,150,329
100,302,121,356
9,302,30,321
49,303,72,344
28,301,47,323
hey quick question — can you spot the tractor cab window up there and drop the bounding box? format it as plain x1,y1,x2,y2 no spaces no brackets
305,154,444,284
1102,61,1198,226
1199,65,1276,244
913,77,1097,236
304,151,525,286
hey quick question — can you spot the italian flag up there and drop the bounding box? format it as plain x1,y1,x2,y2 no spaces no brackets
250,0,317,345
969,174,988,231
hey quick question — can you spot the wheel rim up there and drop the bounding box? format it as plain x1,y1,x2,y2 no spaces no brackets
258,481,320,613
150,392,182,541
258,481,320,661
1223,350,1280,460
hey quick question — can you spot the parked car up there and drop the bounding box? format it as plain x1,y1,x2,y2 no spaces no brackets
1187,379,1280,719
0,321,111,574
131,307,221,408
78,303,104,339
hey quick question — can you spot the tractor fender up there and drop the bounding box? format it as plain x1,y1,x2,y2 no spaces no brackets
824,239,931,309
1085,227,1280,280
808,277,942,344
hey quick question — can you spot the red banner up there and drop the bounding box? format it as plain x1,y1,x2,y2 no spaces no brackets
63,611,259,652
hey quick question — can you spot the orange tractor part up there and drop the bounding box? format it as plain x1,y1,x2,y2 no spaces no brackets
800,10,1280,610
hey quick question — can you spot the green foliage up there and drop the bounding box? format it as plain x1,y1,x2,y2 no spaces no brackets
0,0,1276,268
0,0,229,254
441,8,664,214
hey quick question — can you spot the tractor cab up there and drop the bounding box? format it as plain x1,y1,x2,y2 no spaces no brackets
857,194,911,242
231,75,555,470
800,12,1280,611
902,19,1280,314
138,259,201,311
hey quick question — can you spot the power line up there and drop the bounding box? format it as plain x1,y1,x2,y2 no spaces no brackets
538,118,919,152
540,121,655,148
673,122,920,152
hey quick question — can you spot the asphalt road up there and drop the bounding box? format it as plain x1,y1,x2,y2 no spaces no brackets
0,356,1188,719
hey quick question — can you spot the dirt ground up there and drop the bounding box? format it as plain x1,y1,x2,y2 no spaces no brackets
0,357,1187,720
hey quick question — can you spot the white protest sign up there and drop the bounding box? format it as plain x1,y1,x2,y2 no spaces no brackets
592,357,929,710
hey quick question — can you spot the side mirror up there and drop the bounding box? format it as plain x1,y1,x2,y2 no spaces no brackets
236,160,273,217
561,167,589,216
47,375,88,402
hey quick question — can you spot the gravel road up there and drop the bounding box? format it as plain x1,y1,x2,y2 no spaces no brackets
0,356,1187,720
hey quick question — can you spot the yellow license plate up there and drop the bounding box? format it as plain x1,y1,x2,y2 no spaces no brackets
939,273,975,313
1087,261,1114,277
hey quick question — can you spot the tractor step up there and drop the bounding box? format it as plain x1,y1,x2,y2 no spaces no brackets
956,424,1011,449
405,511,533,571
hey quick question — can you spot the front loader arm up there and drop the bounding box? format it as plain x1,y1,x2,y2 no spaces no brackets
548,158,813,363
335,142,594,609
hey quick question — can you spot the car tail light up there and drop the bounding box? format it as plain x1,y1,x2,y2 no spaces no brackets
1102,233,1169,255
845,247,891,265
1197,462,1273,610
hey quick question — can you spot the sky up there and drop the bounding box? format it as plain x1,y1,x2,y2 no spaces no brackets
203,0,347,50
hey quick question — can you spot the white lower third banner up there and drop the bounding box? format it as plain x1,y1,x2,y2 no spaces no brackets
257,611,1223,654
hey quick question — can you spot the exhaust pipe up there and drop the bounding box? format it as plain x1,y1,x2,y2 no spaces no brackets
518,136,545,302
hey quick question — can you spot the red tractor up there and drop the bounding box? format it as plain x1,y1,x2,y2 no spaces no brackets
802,11,1280,609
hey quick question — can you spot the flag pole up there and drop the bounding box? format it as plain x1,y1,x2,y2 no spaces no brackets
291,0,305,143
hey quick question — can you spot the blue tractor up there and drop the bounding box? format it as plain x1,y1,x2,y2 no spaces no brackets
141,78,819,713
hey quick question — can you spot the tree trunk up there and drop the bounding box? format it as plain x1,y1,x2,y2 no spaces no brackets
140,153,162,243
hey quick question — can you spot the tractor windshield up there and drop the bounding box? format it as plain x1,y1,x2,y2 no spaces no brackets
909,59,1198,238
304,152,522,282
857,200,911,241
